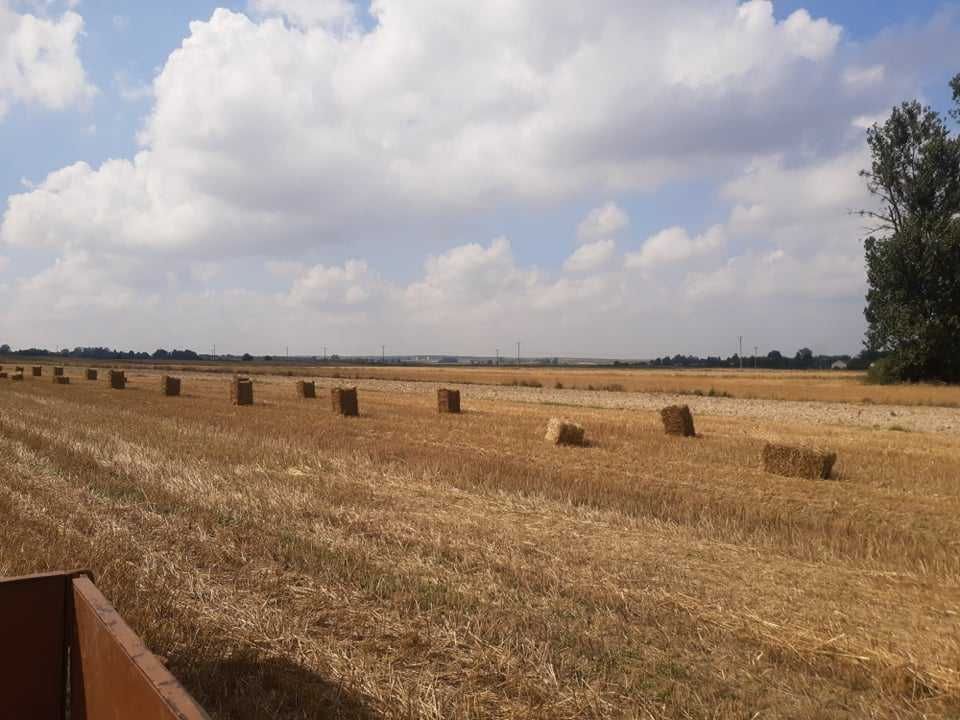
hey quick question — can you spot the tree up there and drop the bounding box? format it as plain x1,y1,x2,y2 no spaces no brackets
241,353,254,362
0,344,9,354
860,73,960,382
794,348,814,368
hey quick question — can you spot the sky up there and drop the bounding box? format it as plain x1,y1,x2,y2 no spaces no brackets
0,1,958,359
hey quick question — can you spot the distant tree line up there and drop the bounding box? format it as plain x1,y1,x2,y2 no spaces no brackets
0,344,880,370
634,347,876,370
0,345,201,361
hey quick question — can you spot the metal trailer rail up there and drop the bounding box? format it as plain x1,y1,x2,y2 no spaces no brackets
0,570,210,719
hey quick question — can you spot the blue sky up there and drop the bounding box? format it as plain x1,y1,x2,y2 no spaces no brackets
1,1,958,357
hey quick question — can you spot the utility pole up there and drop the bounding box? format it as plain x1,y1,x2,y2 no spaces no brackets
516,342,520,367
286,345,289,359
212,344,216,360
496,348,500,367
738,336,743,370
754,346,759,370
381,345,386,364
323,345,327,362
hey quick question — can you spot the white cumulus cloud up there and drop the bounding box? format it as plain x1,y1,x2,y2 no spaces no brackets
0,1,95,119
576,202,629,243
287,259,377,307
564,238,616,273
626,225,725,269
2,1,859,257
249,0,358,31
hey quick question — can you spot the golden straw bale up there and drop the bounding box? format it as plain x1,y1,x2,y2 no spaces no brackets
11,373,24,382
296,381,316,399
660,405,696,437
86,369,98,381
52,376,70,385
32,366,42,377
437,388,461,414
762,442,837,480
109,370,126,390
331,387,359,416
160,376,182,396
545,418,586,446
53,367,64,377
231,377,253,406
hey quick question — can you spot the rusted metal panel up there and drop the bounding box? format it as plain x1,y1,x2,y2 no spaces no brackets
0,572,71,719
70,576,210,720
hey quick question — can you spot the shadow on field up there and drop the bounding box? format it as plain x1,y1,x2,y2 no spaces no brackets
176,652,380,720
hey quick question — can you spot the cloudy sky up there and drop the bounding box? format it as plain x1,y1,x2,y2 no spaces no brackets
1,1,958,358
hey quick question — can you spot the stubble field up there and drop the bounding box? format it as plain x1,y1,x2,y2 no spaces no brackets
1,363,959,718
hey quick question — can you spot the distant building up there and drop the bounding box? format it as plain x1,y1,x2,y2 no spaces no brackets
831,360,848,370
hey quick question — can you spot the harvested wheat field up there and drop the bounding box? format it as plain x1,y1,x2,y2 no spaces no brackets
1,365,960,719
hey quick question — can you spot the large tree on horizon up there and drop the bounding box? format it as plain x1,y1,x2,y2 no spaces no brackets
860,73,960,382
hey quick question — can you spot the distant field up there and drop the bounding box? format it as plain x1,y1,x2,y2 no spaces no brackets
1,364,959,718
8,357,960,406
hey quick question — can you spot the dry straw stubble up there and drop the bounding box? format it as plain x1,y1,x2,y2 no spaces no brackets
2,364,960,718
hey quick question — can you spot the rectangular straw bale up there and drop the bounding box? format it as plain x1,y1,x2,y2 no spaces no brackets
660,405,696,437
231,377,253,406
545,417,585,446
52,376,70,385
762,442,837,480
85,369,98,381
109,370,126,390
11,373,23,382
160,375,181,396
331,387,359,416
296,380,316,399
437,388,461,413
53,367,64,377
0,372,7,379
32,366,42,377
